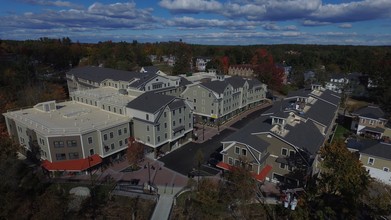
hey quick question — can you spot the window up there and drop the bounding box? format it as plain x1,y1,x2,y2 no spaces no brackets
164,123,167,128
281,148,288,156
110,132,114,138
69,152,79,160
234,159,240,166
124,127,127,133
54,141,64,148
56,153,66,160
383,167,389,172
228,157,233,165
173,121,176,126
289,150,295,157
242,148,247,156
118,129,122,136
125,138,128,144
179,108,182,114
189,123,192,128
194,99,196,103
157,136,161,142
146,114,149,120
147,136,150,142
179,118,182,124
88,137,93,144
173,110,175,116
111,143,115,150
165,133,167,139
280,163,286,169
67,140,77,147
90,149,94,155
119,140,123,146
164,112,167,117
368,157,375,165
104,134,108,141
189,114,191,119
119,109,122,114
157,125,160,131
147,126,150,131
235,146,240,154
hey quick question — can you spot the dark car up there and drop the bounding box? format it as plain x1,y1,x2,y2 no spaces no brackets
207,158,219,167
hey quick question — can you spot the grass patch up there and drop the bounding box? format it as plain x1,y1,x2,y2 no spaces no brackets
333,124,350,143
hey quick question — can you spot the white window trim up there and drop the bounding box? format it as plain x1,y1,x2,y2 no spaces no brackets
368,157,375,165
235,146,240,155
281,148,288,156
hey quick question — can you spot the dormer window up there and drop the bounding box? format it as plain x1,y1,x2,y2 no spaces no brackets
272,117,285,126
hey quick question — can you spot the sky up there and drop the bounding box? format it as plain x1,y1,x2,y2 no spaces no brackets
0,0,390,45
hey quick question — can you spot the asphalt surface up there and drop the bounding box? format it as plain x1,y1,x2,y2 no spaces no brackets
159,129,234,176
159,104,273,176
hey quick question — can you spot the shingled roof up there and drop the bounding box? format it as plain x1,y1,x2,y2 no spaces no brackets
68,66,140,83
352,106,386,119
347,139,391,160
126,92,175,114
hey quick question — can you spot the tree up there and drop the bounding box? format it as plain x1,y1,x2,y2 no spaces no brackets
126,137,144,169
305,140,371,219
172,42,192,75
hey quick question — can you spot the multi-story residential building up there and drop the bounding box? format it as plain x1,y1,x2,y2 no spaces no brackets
350,106,388,139
228,65,256,78
347,139,391,185
126,92,193,157
217,88,341,187
180,75,267,125
3,100,131,172
3,66,196,172
66,66,181,93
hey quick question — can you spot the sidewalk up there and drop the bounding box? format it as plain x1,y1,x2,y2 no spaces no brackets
150,186,184,220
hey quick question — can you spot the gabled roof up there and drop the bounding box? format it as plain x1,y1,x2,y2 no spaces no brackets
284,121,325,155
304,98,338,130
140,66,159,74
347,139,391,160
353,106,385,119
247,78,263,89
168,99,187,110
68,66,139,83
128,74,157,88
201,80,229,94
126,92,176,114
226,76,246,89
311,89,341,106
179,77,192,86
286,89,311,99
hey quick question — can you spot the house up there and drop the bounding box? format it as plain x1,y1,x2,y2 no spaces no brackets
194,57,211,71
126,92,193,157
217,88,341,186
350,106,388,139
347,139,391,185
325,73,349,93
180,75,267,126
228,65,256,78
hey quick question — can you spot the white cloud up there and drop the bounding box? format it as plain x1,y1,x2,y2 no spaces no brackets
302,20,331,26
339,23,352,28
159,0,222,13
166,16,261,29
22,0,82,8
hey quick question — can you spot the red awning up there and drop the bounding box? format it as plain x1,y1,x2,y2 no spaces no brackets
42,154,102,172
216,161,233,171
255,165,273,182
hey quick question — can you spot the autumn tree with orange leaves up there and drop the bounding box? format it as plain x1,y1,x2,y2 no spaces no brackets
251,48,285,91
126,137,145,168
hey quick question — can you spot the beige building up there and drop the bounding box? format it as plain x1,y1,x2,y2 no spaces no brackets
218,88,341,187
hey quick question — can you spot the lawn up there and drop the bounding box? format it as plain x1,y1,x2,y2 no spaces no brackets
333,124,350,143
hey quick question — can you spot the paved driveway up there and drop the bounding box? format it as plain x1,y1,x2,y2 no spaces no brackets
159,129,234,176
159,104,273,176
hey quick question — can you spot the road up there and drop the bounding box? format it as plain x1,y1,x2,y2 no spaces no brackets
159,104,272,176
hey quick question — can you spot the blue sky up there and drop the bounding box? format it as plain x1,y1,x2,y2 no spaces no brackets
0,0,390,45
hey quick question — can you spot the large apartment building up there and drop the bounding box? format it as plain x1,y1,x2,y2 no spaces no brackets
3,66,194,172
217,88,341,187
180,75,267,125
